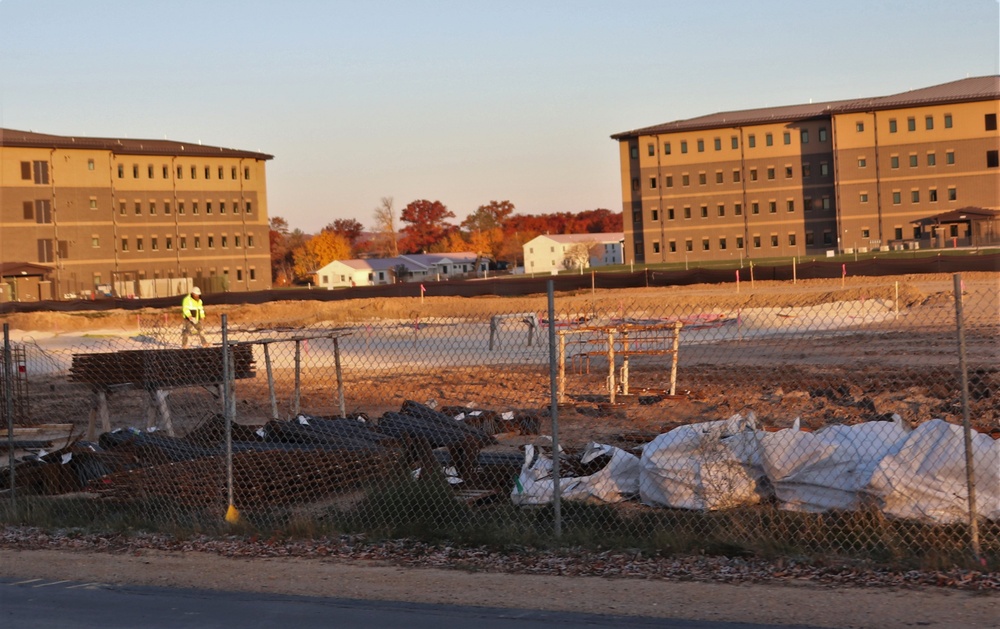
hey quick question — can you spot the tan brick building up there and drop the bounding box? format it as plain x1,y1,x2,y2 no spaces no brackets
0,129,273,300
612,76,1000,264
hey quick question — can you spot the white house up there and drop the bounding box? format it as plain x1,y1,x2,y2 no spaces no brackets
522,233,624,274
313,252,488,288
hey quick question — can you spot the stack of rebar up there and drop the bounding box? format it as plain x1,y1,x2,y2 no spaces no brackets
70,345,255,389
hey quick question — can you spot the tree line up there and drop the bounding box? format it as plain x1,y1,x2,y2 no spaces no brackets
268,199,622,285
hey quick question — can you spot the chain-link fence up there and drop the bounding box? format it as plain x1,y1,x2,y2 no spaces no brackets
2,273,998,566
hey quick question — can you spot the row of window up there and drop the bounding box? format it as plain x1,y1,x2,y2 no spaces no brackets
637,128,828,158
115,198,253,216
882,150,956,169
886,186,958,205
640,162,831,191
19,160,254,183
92,268,258,285
114,162,252,181
634,112,998,160
117,233,256,252
638,195,833,223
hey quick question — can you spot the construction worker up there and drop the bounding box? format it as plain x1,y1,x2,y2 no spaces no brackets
181,286,208,348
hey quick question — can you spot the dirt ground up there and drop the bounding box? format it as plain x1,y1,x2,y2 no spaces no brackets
2,272,998,627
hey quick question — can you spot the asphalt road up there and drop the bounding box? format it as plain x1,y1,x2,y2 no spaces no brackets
0,577,822,629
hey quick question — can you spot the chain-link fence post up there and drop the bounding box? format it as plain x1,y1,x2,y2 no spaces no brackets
547,280,562,537
3,323,15,508
221,314,238,523
953,273,981,559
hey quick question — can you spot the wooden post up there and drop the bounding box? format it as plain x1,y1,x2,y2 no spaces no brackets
620,331,630,396
293,339,301,417
263,343,278,420
334,337,346,418
669,321,682,396
557,332,566,404
489,316,498,351
607,330,616,405
156,389,173,436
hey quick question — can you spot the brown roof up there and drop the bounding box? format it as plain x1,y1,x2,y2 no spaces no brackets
915,207,1000,225
0,262,53,277
0,128,273,160
612,76,1000,140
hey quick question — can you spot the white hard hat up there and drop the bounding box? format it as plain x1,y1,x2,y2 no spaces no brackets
191,286,202,295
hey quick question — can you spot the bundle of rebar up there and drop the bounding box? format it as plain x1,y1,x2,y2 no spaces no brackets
70,345,255,389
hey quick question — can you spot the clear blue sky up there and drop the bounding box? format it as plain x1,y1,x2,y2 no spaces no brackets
1,0,997,233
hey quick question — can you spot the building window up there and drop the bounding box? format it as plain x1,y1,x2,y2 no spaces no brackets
220,201,227,214
180,237,187,250
890,156,899,169
805,231,815,246
715,171,723,183
193,202,199,215
907,117,916,131
944,114,953,128
911,190,920,203
819,128,828,142
856,122,864,132
860,192,868,203
948,187,957,201
748,134,756,148
927,153,936,166
767,167,775,180
117,164,124,178
862,229,871,238
753,236,761,248
804,197,813,211
751,202,760,214
802,163,811,177
88,159,95,171
823,231,833,245
769,201,777,213
788,234,796,246
234,235,241,247
190,166,197,179
702,239,710,251
820,162,829,176
909,154,918,167
147,164,154,178
946,151,955,164
734,203,742,216
925,115,934,130
732,170,741,183
164,202,171,215
749,168,758,181
176,165,183,179
37,239,54,263
631,178,639,191
630,146,638,160
119,201,126,215
683,207,691,219
668,240,676,253
736,236,744,249
700,205,708,218
682,174,690,186
665,175,673,187
651,209,659,221
647,143,655,157
245,201,252,215
986,113,998,131
649,176,657,189
697,139,705,152
785,166,793,178
717,204,725,217
218,166,225,179
121,238,128,252
770,235,779,247
250,268,256,281
132,164,139,178
858,157,866,167
163,165,169,178
134,202,142,215
151,237,158,251
765,133,773,146
208,236,215,248
698,172,706,185
800,129,809,143
731,136,738,149
783,131,791,145
822,197,831,210
136,238,143,251
652,241,660,253
892,191,901,205
204,166,211,179
89,198,98,209
685,239,693,252
929,188,938,202
247,235,255,247
713,137,721,151
889,119,897,133
719,237,727,250
786,200,795,212
91,236,100,248
194,237,201,249
988,150,1000,168
166,237,173,250
680,140,688,154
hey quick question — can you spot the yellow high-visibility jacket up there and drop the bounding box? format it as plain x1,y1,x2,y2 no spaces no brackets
182,294,205,321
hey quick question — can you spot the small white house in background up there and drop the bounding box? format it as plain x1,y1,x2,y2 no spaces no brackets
522,233,624,274
313,252,488,288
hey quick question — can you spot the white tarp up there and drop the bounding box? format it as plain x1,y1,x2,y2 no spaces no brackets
511,442,640,505
639,413,764,510
760,416,911,513
868,419,1000,523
